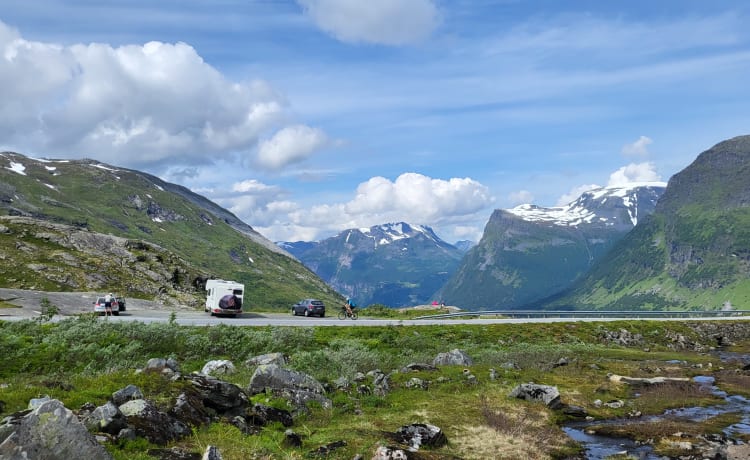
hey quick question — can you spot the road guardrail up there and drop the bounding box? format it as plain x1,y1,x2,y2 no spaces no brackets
413,310,750,320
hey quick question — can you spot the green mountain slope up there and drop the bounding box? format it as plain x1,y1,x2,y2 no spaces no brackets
0,152,339,309
553,135,750,310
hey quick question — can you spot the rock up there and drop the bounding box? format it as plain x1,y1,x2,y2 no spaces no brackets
552,357,570,368
353,372,367,382
202,446,222,460
602,328,644,346
432,349,473,366
112,384,144,406
608,374,690,385
247,364,325,395
333,376,350,391
392,423,447,451
603,400,624,409
489,368,497,380
144,358,180,375
373,372,391,396
119,399,191,445
186,373,248,414
244,352,287,367
247,404,293,427
405,378,428,390
372,445,409,459
201,360,236,376
402,363,438,372
562,405,588,418
509,383,563,409
170,391,211,427
283,429,302,448
308,440,346,456
81,401,128,435
0,398,113,460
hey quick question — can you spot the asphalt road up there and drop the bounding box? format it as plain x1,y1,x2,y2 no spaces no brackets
1,288,744,327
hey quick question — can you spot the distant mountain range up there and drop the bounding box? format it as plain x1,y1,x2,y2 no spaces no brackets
278,223,464,307
0,152,339,309
551,135,750,310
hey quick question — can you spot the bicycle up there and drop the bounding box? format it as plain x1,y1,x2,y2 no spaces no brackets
337,306,358,320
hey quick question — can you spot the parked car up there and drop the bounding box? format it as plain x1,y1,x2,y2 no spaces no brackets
116,296,126,312
291,299,325,317
93,296,121,316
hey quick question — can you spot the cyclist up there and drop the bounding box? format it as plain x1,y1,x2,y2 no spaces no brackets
343,298,356,316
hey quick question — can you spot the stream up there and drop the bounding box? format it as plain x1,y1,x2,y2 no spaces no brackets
563,354,750,459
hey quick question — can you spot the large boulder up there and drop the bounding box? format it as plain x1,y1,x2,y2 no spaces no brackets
0,399,113,460
119,399,191,445
247,364,325,395
186,374,248,414
432,349,473,366
112,384,144,406
81,401,128,435
201,360,236,376
509,383,563,409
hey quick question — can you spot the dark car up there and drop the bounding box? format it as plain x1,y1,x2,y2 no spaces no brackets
291,299,325,317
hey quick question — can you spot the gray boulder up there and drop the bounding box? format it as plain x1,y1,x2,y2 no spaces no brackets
372,445,409,459
170,391,211,427
432,349,473,366
119,399,191,445
247,364,324,395
144,358,180,375
201,360,236,376
392,423,447,451
82,401,128,435
0,399,113,460
112,384,144,406
509,383,563,409
186,373,248,413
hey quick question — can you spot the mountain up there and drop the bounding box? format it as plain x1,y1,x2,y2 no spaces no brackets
437,182,666,310
552,135,750,310
278,222,464,307
0,152,339,309
454,240,476,253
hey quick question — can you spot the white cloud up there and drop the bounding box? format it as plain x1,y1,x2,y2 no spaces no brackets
297,0,440,45
556,184,600,206
508,190,534,206
607,162,661,186
0,21,293,168
256,125,329,170
234,172,493,242
621,135,653,157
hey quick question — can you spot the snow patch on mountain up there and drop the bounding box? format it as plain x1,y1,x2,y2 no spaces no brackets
507,182,667,227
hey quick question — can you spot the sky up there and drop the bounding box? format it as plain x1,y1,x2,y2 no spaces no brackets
1,1,750,244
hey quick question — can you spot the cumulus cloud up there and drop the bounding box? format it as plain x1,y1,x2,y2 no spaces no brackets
297,0,440,45
621,135,653,157
607,162,661,186
0,21,311,169
237,172,493,242
508,190,534,206
256,125,329,170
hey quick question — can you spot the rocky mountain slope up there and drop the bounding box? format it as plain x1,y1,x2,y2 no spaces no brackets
437,183,666,310
0,152,339,309
552,135,750,310
279,223,464,307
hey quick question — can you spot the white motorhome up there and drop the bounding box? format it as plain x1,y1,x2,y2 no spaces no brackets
204,279,245,317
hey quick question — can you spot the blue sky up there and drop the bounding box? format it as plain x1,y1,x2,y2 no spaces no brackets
1,1,749,243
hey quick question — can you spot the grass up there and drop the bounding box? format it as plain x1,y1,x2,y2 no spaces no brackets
0,318,749,459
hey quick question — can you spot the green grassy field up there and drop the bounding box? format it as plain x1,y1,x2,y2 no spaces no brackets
1,316,748,459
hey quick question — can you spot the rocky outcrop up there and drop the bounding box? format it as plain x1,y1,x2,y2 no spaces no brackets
432,349,473,366
119,399,192,445
247,364,331,412
509,383,563,409
0,398,113,460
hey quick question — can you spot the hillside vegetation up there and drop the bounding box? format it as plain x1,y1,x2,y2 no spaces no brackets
0,152,340,310
555,135,750,310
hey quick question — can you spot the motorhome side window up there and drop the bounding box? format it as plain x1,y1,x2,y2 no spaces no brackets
233,289,243,295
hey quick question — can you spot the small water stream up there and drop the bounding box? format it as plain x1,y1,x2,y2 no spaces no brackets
563,355,750,459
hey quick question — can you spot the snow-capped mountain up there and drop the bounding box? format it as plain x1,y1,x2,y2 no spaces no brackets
277,222,464,307
437,183,667,310
507,182,667,229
